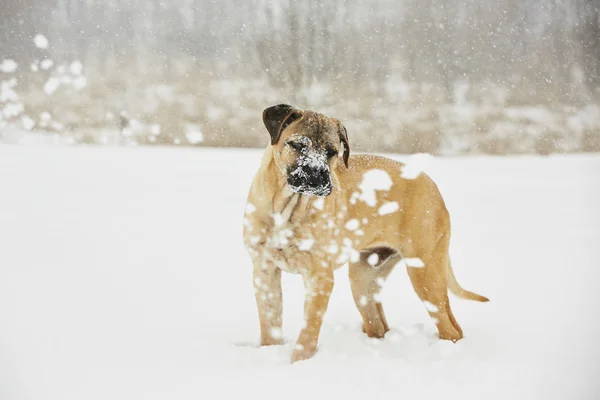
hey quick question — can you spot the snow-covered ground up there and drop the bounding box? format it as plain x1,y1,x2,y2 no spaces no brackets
0,145,599,399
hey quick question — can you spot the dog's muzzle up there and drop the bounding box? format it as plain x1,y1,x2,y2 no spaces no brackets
287,165,332,197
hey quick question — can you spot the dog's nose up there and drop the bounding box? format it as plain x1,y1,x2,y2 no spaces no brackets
287,167,332,197
307,169,329,188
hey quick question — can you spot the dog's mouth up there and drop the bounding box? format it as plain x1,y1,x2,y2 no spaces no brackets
288,180,332,197
287,167,333,197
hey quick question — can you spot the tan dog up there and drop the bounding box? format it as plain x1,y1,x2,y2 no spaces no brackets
243,104,488,363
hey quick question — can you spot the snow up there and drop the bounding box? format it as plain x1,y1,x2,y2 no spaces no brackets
43,77,60,95
0,78,18,102
401,152,434,179
150,124,161,135
357,169,393,207
423,301,439,313
312,197,325,210
336,238,360,264
378,201,400,215
73,75,87,90
345,218,360,231
183,123,203,144
298,238,315,251
34,34,49,49
0,145,599,400
288,143,332,196
567,104,600,134
2,102,23,119
291,142,329,171
21,116,35,130
404,257,425,268
40,59,54,70
0,59,18,73
372,293,383,303
367,253,379,266
185,130,203,144
269,327,283,340
70,61,83,75
245,202,256,215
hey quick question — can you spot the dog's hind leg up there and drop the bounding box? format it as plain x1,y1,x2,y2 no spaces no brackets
349,248,400,338
405,240,463,342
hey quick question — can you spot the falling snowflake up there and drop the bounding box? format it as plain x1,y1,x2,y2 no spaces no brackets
367,253,379,266
40,59,54,70
43,77,60,95
269,327,283,339
186,129,204,144
345,219,359,231
298,238,315,251
150,124,161,135
0,59,18,73
245,203,256,215
312,197,325,210
34,34,49,49
21,116,35,130
70,61,83,75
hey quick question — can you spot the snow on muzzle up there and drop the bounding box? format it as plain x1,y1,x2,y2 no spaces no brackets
287,149,332,197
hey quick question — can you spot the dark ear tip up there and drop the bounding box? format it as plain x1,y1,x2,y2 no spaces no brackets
263,104,299,145
263,104,293,118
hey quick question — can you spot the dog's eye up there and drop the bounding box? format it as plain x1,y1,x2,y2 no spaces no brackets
326,147,338,158
287,141,305,152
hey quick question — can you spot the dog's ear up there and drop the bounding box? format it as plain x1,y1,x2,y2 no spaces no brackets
339,124,350,168
262,104,302,145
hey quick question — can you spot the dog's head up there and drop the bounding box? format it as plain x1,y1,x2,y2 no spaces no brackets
263,104,350,197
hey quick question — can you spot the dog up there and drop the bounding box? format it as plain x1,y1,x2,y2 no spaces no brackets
243,104,488,362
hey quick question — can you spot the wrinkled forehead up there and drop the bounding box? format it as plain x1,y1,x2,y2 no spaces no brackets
287,111,339,145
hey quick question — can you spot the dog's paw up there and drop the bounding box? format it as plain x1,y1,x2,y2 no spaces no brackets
291,343,317,363
363,322,388,339
261,338,284,347
438,329,463,343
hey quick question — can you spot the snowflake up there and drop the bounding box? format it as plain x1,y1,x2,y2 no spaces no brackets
34,34,49,49
367,253,379,266
345,219,360,231
298,238,315,251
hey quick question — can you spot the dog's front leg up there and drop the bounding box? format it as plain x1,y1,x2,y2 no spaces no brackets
253,260,283,346
291,266,334,363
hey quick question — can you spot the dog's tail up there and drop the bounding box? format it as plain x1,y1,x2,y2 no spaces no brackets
447,260,489,302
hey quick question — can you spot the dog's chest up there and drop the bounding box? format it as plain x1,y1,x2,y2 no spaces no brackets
258,208,356,273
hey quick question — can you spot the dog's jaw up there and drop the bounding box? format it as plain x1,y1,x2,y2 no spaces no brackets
288,180,332,197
